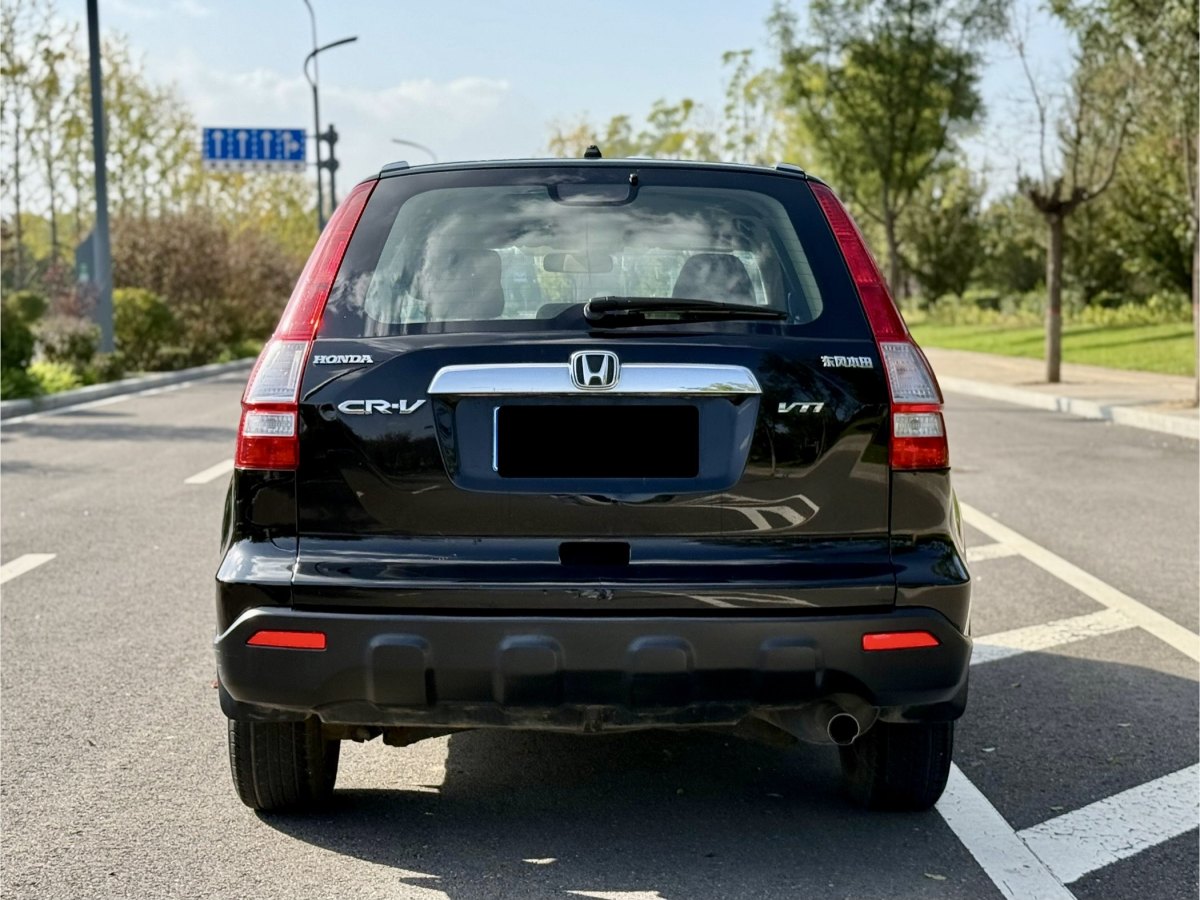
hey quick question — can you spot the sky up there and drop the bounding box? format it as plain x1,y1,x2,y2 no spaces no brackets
61,0,1071,198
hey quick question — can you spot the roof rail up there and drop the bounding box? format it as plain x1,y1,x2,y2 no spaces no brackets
774,162,807,177
380,160,410,175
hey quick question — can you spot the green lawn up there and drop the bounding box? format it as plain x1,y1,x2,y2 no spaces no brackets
909,322,1196,377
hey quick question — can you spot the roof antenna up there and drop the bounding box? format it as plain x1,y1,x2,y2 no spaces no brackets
583,144,602,159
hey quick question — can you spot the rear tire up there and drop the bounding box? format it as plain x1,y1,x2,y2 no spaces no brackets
839,720,953,811
227,718,340,812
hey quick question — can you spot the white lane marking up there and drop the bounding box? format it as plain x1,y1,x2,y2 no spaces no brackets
971,609,1135,666
2,371,240,426
966,542,1021,563
937,764,1075,899
0,553,56,586
960,503,1200,663
1018,764,1200,884
184,458,235,485
568,893,666,899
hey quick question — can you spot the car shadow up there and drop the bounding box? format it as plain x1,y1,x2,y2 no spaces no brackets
263,728,981,898
257,648,1199,899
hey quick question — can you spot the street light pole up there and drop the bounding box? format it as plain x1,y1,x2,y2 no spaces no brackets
301,0,323,233
86,0,113,353
391,138,438,163
300,1,355,232
303,36,357,231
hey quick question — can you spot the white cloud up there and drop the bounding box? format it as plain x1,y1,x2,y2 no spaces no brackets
170,0,212,18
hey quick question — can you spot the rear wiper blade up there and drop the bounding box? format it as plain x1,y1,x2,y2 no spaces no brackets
584,296,787,324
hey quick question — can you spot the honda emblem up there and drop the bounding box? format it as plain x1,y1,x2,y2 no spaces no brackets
570,350,620,390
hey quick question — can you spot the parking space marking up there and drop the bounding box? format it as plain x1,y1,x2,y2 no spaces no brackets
1018,764,1200,884
971,609,1135,666
0,554,56,586
184,458,235,485
966,542,1021,563
937,764,1075,899
960,503,1200,663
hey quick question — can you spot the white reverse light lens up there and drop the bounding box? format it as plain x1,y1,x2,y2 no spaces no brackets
245,340,308,404
242,411,296,438
880,342,939,402
893,412,944,438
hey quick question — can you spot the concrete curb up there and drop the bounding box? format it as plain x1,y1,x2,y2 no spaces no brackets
0,358,255,421
939,376,1200,441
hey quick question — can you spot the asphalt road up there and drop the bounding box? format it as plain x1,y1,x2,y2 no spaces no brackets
1,375,1196,900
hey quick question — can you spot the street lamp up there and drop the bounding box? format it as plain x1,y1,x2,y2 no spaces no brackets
391,138,438,164
301,1,357,230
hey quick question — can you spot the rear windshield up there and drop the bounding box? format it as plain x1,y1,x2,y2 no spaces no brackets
320,165,866,338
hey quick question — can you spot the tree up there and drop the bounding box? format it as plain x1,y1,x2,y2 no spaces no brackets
770,0,1006,294
1086,0,1198,399
721,49,785,165
977,193,1044,296
900,162,984,300
1015,21,1137,382
546,99,718,160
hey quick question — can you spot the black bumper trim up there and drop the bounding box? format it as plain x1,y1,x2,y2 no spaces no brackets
215,608,970,729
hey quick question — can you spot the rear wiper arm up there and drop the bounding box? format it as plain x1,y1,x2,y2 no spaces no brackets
584,296,787,324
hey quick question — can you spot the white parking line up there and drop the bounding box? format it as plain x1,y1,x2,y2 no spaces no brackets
960,503,1200,663
0,553,56,586
966,542,1021,563
937,765,1075,899
185,458,235,485
971,609,1135,666
1018,764,1200,884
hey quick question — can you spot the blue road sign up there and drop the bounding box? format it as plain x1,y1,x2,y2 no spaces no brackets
202,127,306,171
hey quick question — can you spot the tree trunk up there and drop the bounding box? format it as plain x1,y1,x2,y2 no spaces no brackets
883,208,902,296
13,122,23,287
1045,213,1065,384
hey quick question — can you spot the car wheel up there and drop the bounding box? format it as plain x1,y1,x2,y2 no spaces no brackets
227,717,340,812
838,720,953,811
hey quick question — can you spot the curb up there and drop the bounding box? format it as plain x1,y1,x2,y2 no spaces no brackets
939,376,1200,441
0,358,255,421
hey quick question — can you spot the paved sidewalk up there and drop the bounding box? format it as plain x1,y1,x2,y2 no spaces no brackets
922,347,1199,440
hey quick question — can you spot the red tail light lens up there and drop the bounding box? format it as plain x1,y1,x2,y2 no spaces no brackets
810,182,949,470
235,179,376,471
247,630,327,650
862,631,940,651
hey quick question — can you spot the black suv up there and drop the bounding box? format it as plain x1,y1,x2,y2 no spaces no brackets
216,155,970,813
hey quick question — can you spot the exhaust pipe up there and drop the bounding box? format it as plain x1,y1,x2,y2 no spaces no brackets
749,696,874,746
826,711,861,746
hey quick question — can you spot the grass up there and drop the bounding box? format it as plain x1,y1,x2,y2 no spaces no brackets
909,322,1196,377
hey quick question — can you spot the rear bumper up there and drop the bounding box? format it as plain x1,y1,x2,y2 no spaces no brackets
215,607,970,729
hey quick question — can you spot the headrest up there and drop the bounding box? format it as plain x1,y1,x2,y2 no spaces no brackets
422,248,505,321
671,253,755,306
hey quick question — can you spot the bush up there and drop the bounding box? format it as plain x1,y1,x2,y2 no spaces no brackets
1,366,40,400
1,304,37,372
28,360,82,394
34,315,100,372
6,290,48,323
114,287,180,371
80,352,128,386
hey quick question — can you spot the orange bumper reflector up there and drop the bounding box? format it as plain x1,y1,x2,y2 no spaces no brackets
247,630,327,650
862,631,940,651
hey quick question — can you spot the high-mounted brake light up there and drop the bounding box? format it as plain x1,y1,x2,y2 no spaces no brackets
810,182,949,470
235,179,376,471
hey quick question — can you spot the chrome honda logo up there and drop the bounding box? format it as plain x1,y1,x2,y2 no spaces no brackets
570,350,620,390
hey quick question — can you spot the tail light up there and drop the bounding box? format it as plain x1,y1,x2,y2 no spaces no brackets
810,182,949,470
235,179,376,470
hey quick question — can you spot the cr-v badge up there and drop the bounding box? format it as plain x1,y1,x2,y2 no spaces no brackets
338,399,426,415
